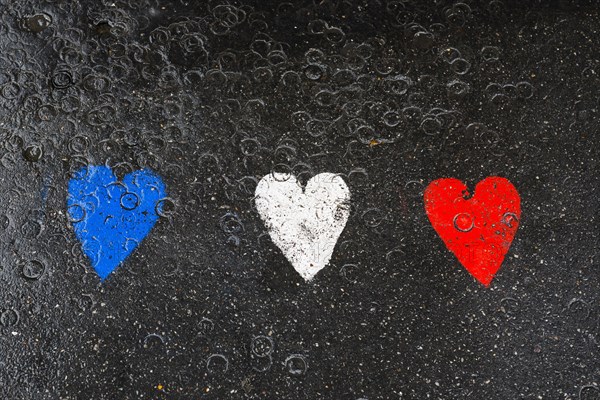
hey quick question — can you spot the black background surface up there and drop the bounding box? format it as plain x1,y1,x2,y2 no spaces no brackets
1,0,599,399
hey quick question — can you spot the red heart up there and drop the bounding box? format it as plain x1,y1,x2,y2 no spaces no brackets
423,177,521,286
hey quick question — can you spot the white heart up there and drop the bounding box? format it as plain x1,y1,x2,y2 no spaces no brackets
255,172,351,281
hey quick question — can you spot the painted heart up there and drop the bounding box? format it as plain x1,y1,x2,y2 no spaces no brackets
67,165,167,280
255,172,351,281
423,177,521,286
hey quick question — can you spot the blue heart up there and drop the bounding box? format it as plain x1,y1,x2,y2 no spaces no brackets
67,166,167,280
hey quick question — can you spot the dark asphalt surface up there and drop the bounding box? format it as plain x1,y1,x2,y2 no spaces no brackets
0,1,599,399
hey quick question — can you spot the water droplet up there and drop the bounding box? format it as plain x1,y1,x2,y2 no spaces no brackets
198,318,214,336
453,213,474,232
206,354,229,374
120,192,139,210
501,212,519,228
23,145,43,162
22,259,46,280
23,14,52,33
0,309,19,327
251,335,274,357
285,354,308,376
